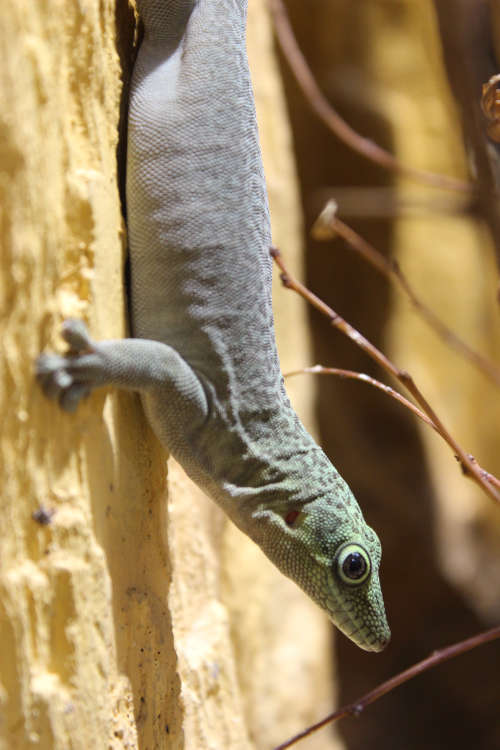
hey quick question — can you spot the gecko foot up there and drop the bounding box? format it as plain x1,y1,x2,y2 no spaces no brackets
36,320,96,412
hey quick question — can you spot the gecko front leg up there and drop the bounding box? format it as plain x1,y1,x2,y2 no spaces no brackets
36,320,209,442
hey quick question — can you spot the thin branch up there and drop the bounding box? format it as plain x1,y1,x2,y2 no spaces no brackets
480,73,500,143
272,624,500,750
312,201,500,388
315,186,475,219
286,365,499,489
270,246,500,503
268,0,474,194
462,454,500,491
285,365,438,431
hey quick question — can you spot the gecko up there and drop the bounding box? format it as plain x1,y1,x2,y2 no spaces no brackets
36,0,390,652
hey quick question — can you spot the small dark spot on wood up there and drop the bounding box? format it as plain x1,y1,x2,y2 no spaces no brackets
32,507,55,525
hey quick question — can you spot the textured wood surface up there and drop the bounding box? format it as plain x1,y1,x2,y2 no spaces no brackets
0,1,338,748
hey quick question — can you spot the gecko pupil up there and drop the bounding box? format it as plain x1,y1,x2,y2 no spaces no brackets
343,552,366,579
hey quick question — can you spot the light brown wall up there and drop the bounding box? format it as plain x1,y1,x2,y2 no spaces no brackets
0,2,341,749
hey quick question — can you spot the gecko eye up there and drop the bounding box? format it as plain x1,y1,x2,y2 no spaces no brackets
336,543,371,585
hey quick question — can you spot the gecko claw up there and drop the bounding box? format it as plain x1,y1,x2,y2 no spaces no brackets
35,354,71,400
61,319,93,352
59,383,92,412
36,320,97,411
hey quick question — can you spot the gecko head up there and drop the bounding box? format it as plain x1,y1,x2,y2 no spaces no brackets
254,491,391,652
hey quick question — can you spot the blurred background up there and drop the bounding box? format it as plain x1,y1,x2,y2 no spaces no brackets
273,0,500,747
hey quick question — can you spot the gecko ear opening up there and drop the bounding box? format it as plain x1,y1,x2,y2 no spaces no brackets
284,509,301,527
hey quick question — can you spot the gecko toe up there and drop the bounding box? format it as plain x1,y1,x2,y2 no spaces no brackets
59,383,91,412
61,319,93,352
35,347,92,409
35,353,64,378
35,354,70,399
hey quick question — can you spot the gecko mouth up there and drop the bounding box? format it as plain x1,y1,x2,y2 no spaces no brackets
361,632,391,652
334,613,391,652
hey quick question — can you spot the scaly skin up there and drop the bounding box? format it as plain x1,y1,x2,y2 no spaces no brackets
36,0,390,651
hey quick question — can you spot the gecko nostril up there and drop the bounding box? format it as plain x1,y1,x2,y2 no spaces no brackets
377,632,391,651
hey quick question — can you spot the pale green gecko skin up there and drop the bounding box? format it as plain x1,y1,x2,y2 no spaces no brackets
36,0,390,651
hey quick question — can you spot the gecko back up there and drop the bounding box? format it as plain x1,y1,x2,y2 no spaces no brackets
37,0,391,651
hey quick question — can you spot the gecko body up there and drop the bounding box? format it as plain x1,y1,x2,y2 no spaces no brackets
37,0,390,651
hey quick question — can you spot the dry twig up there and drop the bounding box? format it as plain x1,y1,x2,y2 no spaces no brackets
285,365,437,431
481,74,500,143
268,0,473,193
270,246,500,503
286,366,500,492
312,200,500,387
272,624,500,749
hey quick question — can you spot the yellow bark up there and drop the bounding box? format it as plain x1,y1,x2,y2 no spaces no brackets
0,1,340,749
